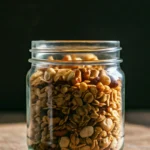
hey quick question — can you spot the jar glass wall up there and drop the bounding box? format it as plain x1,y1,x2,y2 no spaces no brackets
26,41,125,150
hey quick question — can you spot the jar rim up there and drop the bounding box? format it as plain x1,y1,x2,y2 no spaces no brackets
30,40,121,53
29,40,122,65
32,40,120,43
29,58,123,65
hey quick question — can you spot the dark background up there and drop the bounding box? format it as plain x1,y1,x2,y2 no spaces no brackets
0,2,150,112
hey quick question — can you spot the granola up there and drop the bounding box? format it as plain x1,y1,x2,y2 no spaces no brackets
28,54,123,150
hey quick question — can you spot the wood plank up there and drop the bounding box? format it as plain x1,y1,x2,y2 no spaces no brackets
0,112,150,150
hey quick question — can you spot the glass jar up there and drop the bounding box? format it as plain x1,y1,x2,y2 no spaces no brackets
26,41,125,150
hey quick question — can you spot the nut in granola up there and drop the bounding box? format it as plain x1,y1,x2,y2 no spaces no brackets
80,126,94,138
83,92,94,103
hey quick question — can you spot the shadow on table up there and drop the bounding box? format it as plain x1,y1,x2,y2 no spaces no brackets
0,112,26,123
125,111,150,127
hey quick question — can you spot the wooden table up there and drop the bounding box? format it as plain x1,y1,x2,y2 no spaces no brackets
0,111,150,150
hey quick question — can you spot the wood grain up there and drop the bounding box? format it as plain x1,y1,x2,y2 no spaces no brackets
0,112,150,150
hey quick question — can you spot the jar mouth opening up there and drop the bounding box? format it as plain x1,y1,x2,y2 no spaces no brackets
29,40,122,65
31,40,121,52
